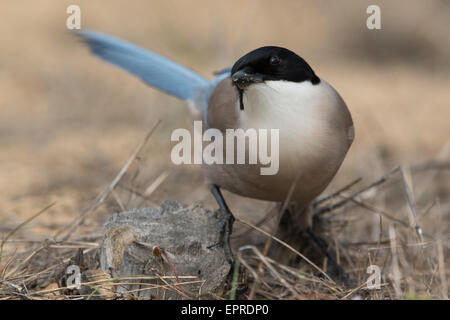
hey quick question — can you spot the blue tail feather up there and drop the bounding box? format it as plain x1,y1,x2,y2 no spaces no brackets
76,30,210,102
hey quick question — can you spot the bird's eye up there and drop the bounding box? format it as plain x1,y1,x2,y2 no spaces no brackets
269,56,280,65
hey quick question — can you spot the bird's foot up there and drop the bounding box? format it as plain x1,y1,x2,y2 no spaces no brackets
306,227,355,287
208,186,235,266
208,208,235,265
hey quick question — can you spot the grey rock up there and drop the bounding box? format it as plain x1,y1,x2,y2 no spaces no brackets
100,200,231,299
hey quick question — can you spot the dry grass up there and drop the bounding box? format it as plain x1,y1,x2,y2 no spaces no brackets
0,0,449,299
0,130,448,300
235,161,450,300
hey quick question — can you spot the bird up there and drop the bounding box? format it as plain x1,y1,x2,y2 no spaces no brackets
75,30,354,265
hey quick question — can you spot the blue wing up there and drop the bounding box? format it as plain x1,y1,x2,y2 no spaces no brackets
76,30,210,102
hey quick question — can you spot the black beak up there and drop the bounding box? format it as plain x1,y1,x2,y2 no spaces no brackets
231,68,263,89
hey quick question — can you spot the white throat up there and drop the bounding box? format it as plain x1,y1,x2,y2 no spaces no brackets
238,79,344,164
241,80,332,133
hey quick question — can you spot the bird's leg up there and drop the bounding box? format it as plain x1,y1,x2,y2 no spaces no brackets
208,185,235,265
278,205,354,286
305,226,354,287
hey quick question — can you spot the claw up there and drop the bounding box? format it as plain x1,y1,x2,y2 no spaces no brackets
208,186,235,265
306,227,355,287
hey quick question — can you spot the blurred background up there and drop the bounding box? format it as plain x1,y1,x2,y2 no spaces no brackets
0,1,449,243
